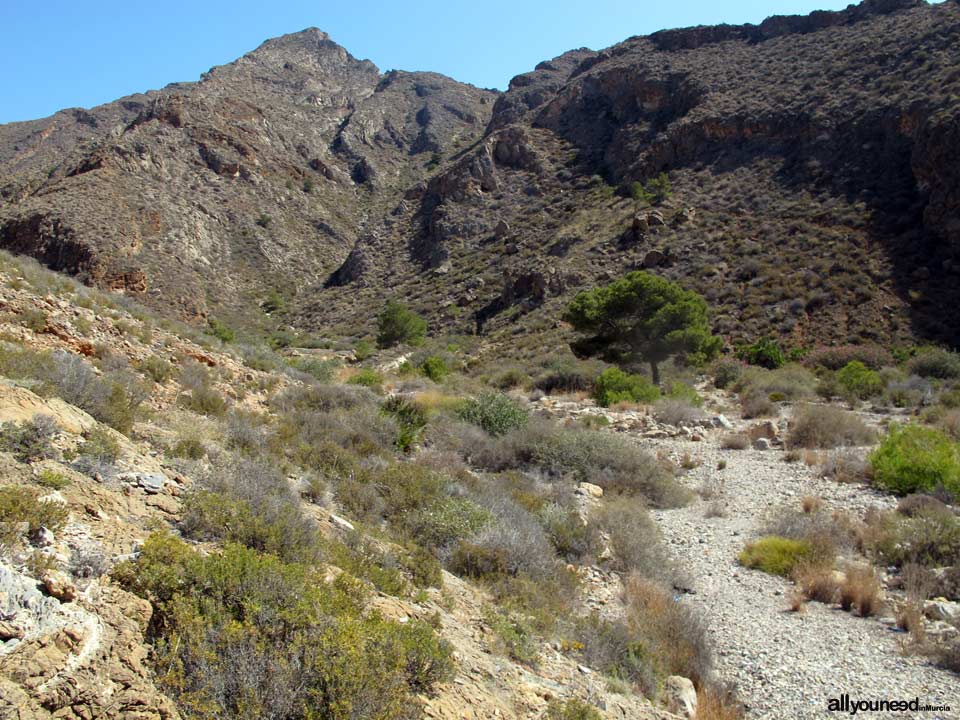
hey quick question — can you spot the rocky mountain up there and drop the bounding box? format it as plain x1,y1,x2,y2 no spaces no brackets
2,0,960,351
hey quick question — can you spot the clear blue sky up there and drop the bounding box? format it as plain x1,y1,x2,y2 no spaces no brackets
1,0,858,124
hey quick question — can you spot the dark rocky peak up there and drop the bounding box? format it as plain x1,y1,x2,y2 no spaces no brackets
648,0,923,50
488,48,595,130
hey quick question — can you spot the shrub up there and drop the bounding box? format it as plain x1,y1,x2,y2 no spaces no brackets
114,535,453,719
181,457,320,563
347,368,384,389
545,698,602,720
835,361,884,401
712,358,744,389
736,365,816,400
865,508,960,569
271,382,376,414
838,567,882,617
534,368,592,395
786,404,875,449
207,318,235,343
737,337,785,369
870,425,960,497
36,468,70,490
739,536,812,576
571,613,656,697
286,356,338,382
0,415,58,462
170,436,205,460
0,485,68,552
908,347,960,380
595,500,673,581
43,351,148,433
740,391,776,418
382,395,428,452
592,368,659,407
805,344,893,371
793,561,839,604
180,384,228,417
377,301,427,348
537,503,594,561
453,497,558,581
720,433,750,450
138,355,174,384
654,398,704,426
623,575,713,687
485,607,539,665
457,393,528,436
419,355,450,383
354,339,374,361
80,426,122,463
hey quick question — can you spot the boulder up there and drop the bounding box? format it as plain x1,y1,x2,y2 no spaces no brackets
752,437,772,451
577,482,604,499
664,675,698,719
748,420,780,442
924,598,960,623
41,570,77,603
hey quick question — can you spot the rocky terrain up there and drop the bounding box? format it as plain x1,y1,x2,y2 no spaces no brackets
2,0,960,350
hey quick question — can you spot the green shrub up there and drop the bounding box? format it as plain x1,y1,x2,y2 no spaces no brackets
908,347,960,380
835,361,884,401
207,318,235,343
287,356,338,382
0,485,69,552
347,368,383,389
181,458,320,563
354,339,375,361
180,384,228,416
485,607,539,665
80,426,122,463
870,424,960,497
0,416,58,462
170,437,205,460
867,509,960,568
546,698,603,720
712,358,744,389
738,536,812,576
665,381,703,407
138,355,173,384
377,301,427,348
114,534,453,719
36,468,70,490
419,355,450,382
592,368,660,407
382,395,429,452
737,337,786,369
457,393,528,436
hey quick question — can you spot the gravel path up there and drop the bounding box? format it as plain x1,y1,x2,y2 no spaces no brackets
644,432,959,720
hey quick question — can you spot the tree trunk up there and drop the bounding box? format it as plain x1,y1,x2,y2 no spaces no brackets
650,361,660,386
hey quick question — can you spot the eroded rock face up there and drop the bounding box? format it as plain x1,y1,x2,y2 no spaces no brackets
0,564,179,719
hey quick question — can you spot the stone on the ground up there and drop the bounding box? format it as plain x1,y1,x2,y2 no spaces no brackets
664,675,698,719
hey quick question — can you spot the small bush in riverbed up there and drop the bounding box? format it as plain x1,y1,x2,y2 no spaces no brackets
835,361,885,401
869,424,960,497
838,566,882,617
739,536,813,576
593,368,659,407
786,404,875,449
720,433,750,450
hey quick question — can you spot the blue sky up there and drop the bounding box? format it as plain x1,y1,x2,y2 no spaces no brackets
1,0,858,124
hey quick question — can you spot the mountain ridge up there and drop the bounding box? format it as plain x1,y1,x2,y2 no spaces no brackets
2,0,959,352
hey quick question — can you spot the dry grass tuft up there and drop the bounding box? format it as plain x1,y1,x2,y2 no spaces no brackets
787,404,876,449
801,495,824,514
839,566,883,617
792,561,839,604
720,433,750,450
695,684,744,720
